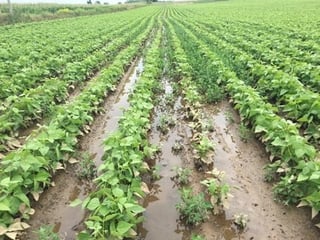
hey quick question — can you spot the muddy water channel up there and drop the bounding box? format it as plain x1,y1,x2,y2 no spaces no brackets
199,101,320,239
22,58,144,240
138,77,192,239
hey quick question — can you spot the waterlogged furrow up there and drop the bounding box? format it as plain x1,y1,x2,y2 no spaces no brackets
169,14,320,221
77,27,163,240
0,17,156,238
0,17,150,154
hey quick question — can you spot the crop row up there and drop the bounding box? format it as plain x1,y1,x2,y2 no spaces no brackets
0,16,150,153
189,20,320,92
0,8,161,102
0,16,156,238
169,11,320,221
77,25,162,240
182,3,320,45
181,19,320,146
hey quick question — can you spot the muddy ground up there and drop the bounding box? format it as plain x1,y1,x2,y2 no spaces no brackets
20,59,320,240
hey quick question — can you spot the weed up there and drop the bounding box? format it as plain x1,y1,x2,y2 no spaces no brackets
36,225,60,240
76,152,97,180
239,123,252,142
172,167,191,185
204,83,223,103
176,188,211,225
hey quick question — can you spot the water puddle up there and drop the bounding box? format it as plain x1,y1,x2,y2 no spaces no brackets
22,57,144,240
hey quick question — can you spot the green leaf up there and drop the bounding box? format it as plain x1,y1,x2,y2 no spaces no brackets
124,203,145,215
112,188,124,198
77,231,91,240
0,202,11,212
117,221,133,235
86,198,100,211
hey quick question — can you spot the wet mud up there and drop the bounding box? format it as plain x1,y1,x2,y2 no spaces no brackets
199,100,320,240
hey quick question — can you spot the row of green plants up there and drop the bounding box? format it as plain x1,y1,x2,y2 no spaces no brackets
0,8,160,101
0,17,150,153
181,1,320,46
75,26,163,240
172,16,320,223
184,19,320,146
193,17,320,67
0,17,156,239
0,18,125,100
192,20,320,92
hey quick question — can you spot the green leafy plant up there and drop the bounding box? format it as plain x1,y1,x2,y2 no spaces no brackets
176,188,211,226
201,168,231,214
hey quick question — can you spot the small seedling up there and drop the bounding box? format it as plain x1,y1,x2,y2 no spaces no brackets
36,225,60,240
172,167,191,185
233,213,249,230
176,188,211,226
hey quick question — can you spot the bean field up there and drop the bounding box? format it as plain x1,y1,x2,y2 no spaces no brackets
0,0,320,239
